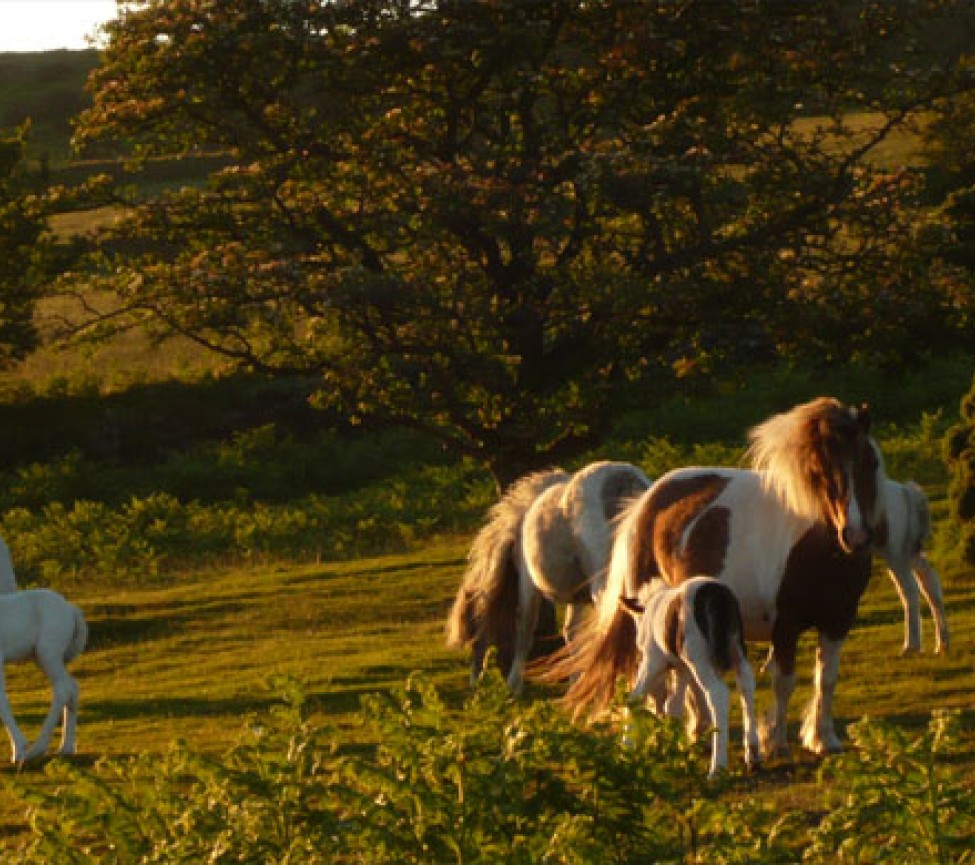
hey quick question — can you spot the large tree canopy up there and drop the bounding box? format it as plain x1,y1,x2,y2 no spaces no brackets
71,0,975,485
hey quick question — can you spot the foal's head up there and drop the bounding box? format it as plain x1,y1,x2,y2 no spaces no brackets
749,397,880,554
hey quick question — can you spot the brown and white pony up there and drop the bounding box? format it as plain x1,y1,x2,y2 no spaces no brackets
875,476,949,654
446,460,652,693
540,397,883,757
622,576,760,777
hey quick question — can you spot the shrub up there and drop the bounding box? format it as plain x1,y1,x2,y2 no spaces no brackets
944,375,975,565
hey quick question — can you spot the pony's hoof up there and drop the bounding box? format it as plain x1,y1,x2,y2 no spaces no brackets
900,645,921,657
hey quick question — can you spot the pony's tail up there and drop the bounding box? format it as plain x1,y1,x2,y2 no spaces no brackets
695,582,744,675
534,604,638,720
65,605,88,664
446,469,566,677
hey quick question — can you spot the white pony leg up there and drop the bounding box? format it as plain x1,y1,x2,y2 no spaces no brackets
687,666,729,778
886,561,923,654
735,658,761,771
0,663,29,763
58,676,81,756
800,635,843,756
914,554,950,654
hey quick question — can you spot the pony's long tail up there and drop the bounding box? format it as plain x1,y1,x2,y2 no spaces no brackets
65,605,88,664
446,469,567,678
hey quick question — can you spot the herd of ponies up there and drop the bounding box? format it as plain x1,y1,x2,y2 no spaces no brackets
0,394,948,776
447,396,949,776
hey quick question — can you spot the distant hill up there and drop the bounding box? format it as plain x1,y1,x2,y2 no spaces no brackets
0,49,99,164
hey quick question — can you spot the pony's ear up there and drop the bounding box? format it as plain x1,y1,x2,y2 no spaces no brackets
620,596,644,617
855,402,871,434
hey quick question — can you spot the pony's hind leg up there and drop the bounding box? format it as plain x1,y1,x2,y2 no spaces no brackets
886,559,923,654
58,675,81,756
24,642,77,762
506,576,541,695
0,663,29,763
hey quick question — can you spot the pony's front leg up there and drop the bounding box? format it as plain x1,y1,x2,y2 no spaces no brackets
914,554,950,654
800,634,844,756
0,665,29,763
764,654,796,759
886,559,923,654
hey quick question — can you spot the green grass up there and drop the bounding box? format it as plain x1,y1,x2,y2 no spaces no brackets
0,434,972,847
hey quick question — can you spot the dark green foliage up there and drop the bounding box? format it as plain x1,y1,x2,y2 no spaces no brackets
11,673,973,864
945,375,975,564
0,126,46,364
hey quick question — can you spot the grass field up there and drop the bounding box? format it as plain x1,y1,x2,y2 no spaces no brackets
0,437,972,851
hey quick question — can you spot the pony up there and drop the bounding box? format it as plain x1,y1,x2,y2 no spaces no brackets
539,397,882,757
876,477,949,655
0,535,16,594
621,576,760,777
446,460,652,693
0,588,88,763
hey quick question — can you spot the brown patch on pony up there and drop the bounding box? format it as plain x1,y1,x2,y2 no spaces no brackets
663,594,684,657
771,523,872,675
632,473,731,587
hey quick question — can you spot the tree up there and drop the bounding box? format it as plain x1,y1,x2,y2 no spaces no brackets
70,0,975,487
0,126,45,365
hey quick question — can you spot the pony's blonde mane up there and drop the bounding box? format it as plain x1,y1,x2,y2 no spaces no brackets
745,396,845,523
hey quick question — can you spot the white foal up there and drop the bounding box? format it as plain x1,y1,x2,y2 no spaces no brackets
0,589,88,763
622,577,760,777
877,478,949,654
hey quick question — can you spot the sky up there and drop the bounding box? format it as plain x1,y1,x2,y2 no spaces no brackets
0,1,119,53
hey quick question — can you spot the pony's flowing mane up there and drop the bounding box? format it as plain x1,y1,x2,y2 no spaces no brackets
745,396,848,523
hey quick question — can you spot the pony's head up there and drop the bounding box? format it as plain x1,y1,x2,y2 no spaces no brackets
748,397,881,555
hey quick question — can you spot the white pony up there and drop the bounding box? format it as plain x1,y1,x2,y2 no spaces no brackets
621,576,760,777
447,460,652,693
0,589,87,763
877,477,949,654
0,535,17,594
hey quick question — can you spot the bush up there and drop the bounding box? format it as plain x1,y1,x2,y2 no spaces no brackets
944,375,975,566
10,671,974,864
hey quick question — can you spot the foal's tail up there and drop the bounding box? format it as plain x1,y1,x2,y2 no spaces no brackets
446,469,567,677
65,604,89,664
695,581,745,675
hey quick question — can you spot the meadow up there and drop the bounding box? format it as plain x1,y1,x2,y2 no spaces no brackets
0,353,972,861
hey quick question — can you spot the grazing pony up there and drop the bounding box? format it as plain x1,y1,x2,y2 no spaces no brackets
0,589,87,763
622,576,760,777
876,476,948,654
540,397,882,757
446,460,652,693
